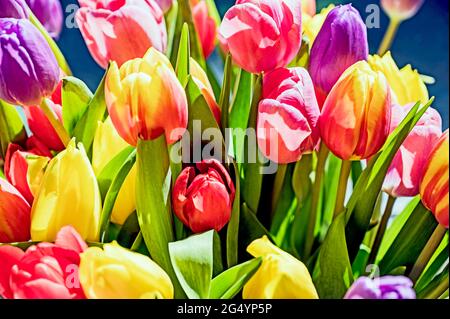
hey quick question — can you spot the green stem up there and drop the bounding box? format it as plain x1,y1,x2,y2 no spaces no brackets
27,8,72,75
409,224,447,283
333,160,352,219
271,163,287,216
40,98,70,147
424,275,449,299
368,195,396,265
304,143,329,259
378,18,401,56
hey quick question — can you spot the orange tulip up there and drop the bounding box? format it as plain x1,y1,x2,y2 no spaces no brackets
319,61,391,160
420,130,449,228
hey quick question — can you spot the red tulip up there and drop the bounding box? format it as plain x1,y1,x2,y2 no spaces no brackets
25,136,53,158
0,226,87,299
172,159,235,233
383,104,442,197
0,178,31,243
257,67,320,164
420,130,449,228
76,0,167,69
4,144,34,204
218,0,302,74
190,0,217,58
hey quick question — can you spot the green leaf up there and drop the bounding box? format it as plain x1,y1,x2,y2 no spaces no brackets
226,162,240,267
320,154,341,240
219,54,232,133
116,212,140,248
136,137,183,297
378,201,438,275
169,230,215,299
176,23,190,86
72,72,108,154
210,258,262,299
345,99,434,259
0,100,26,158
97,146,135,200
99,149,136,242
239,203,273,254
417,265,449,299
62,77,93,135
165,0,179,59
313,213,354,299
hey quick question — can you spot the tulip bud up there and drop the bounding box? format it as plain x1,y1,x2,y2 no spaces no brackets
0,226,87,299
4,144,35,204
319,61,391,161
155,0,173,13
190,58,221,123
105,48,188,146
0,178,31,243
243,236,318,299
24,0,63,39
302,4,334,45
30,139,102,242
76,0,167,69
257,67,320,164
381,0,424,21
345,276,416,299
190,0,217,58
302,0,316,17
92,117,136,225
369,52,429,106
0,18,59,106
420,130,449,229
218,0,302,74
79,242,174,299
383,104,442,198
0,0,28,18
172,159,235,233
309,4,369,106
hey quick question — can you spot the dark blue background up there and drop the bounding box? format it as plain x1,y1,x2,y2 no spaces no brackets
57,0,449,128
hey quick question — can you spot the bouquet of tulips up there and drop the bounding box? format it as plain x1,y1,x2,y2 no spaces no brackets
0,0,448,300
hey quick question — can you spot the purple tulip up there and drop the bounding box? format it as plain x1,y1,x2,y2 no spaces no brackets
25,0,64,39
0,0,29,18
309,4,368,107
344,276,416,299
0,18,59,106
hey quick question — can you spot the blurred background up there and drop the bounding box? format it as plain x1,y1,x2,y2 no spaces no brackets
58,0,449,128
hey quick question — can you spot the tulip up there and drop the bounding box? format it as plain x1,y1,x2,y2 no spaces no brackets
218,0,302,74
25,0,63,39
190,0,217,58
25,136,53,158
105,47,188,146
30,139,102,242
92,117,137,225
172,159,235,233
381,0,424,21
190,58,221,123
420,130,449,228
243,236,318,299
0,18,59,106
383,104,442,198
0,226,87,299
257,67,320,164
369,52,429,106
345,276,416,299
302,4,334,45
155,0,173,13
25,153,50,198
302,0,316,17
309,4,369,107
76,0,167,69
79,242,174,299
0,0,28,18
319,61,391,161
4,144,35,204
0,178,31,243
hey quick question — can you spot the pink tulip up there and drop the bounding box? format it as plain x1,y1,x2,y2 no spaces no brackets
155,0,173,13
383,104,442,197
0,178,31,243
191,0,217,58
4,144,34,204
218,0,302,74
0,226,87,299
76,0,167,69
257,67,320,164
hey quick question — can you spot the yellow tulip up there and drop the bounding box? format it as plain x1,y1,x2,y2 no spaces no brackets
368,51,429,105
26,155,50,197
92,117,136,225
31,139,101,242
243,236,318,299
79,242,174,299
302,4,334,45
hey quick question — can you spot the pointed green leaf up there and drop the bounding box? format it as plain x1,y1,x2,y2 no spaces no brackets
176,23,190,86
219,54,232,133
226,161,240,267
62,77,93,135
0,100,26,157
